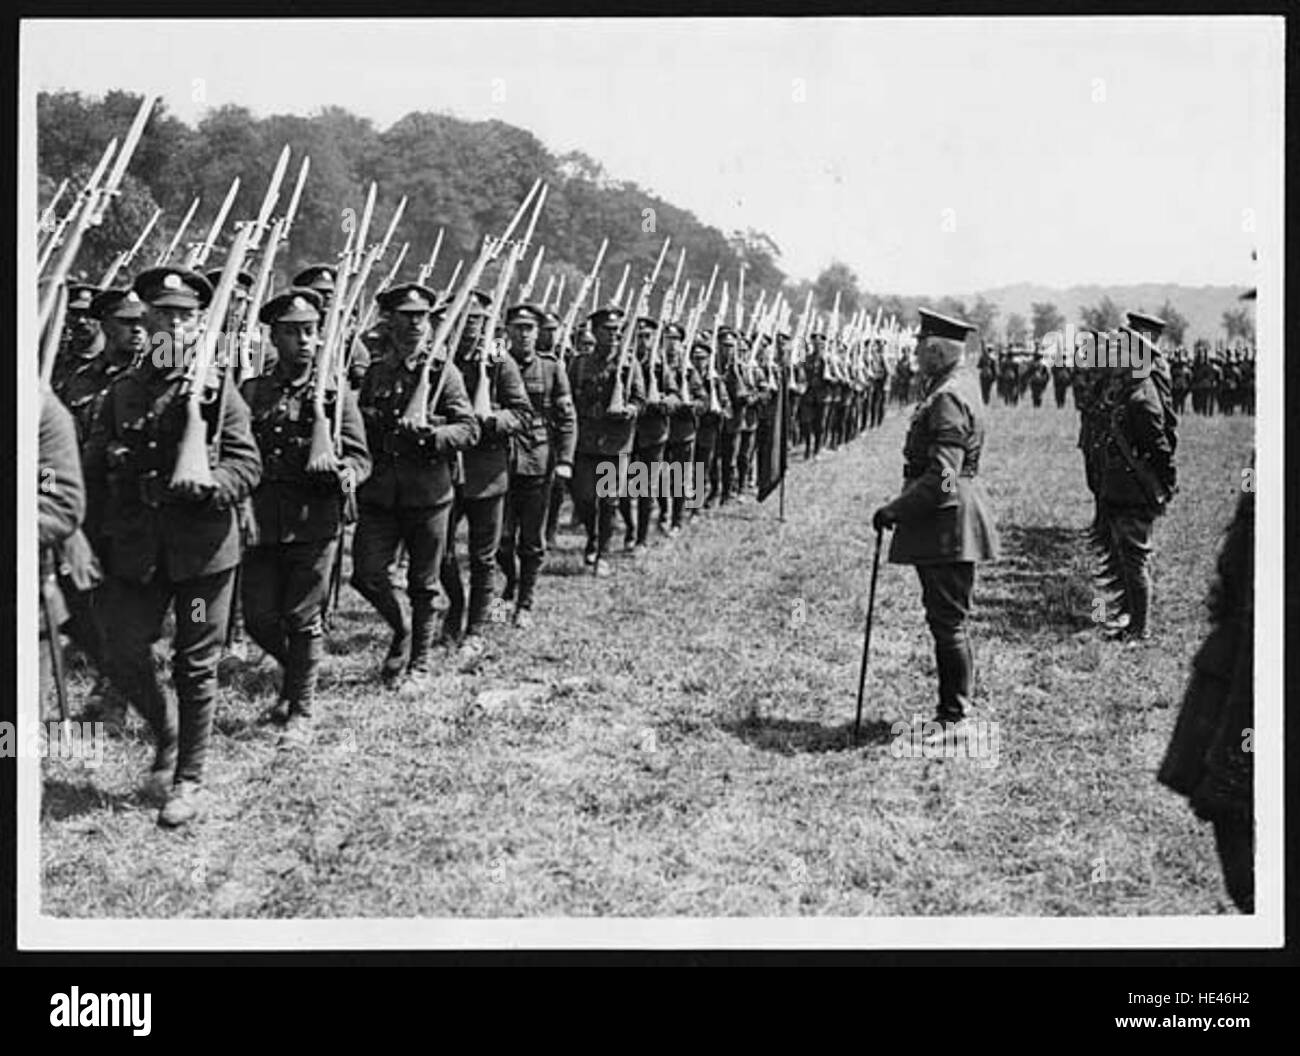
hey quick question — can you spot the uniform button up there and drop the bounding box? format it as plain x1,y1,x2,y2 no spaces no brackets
274,426,283,434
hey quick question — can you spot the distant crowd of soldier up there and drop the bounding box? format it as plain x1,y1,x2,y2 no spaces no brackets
970,342,1255,416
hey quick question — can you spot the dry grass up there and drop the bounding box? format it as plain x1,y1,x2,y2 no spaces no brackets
41,398,1254,917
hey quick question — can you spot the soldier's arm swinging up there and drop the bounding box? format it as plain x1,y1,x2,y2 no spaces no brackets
208,386,263,509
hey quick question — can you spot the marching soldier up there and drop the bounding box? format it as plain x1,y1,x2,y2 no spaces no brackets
238,289,371,743
293,264,372,389
872,309,998,737
498,303,576,627
716,327,752,502
748,337,781,493
1170,350,1191,415
351,283,479,684
620,317,670,552
38,384,86,720
659,322,696,534
977,346,996,405
567,305,645,576
83,267,263,828
51,283,105,406
691,338,731,513
439,293,534,658
800,331,828,459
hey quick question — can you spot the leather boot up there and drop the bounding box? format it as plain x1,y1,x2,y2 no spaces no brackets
284,633,321,719
935,642,972,722
408,591,439,674
439,556,465,644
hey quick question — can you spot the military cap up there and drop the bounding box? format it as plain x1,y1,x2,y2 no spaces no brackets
541,309,561,328
66,283,101,313
89,288,146,321
259,287,324,325
132,267,213,310
205,269,255,295
716,325,738,341
690,339,712,356
505,303,545,326
917,308,976,341
635,316,659,331
377,283,439,314
293,264,338,293
465,289,494,316
588,305,625,327
1125,310,1165,335
663,322,686,340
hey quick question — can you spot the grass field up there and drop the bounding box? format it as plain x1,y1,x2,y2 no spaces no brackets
40,396,1255,918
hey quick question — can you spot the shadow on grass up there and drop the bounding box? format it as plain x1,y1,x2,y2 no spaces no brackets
42,779,136,821
976,523,1094,634
722,714,896,755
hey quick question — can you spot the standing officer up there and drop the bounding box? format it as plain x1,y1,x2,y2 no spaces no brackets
801,331,828,459
872,310,999,736
352,283,479,684
83,267,263,828
439,294,533,658
567,305,645,576
498,303,576,627
239,289,371,743
716,327,751,503
1092,321,1177,642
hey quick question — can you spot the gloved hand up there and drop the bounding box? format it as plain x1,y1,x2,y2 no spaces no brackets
554,463,573,480
872,506,896,532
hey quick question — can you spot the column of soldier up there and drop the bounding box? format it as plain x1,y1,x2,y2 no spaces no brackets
36,129,907,830
969,341,1256,415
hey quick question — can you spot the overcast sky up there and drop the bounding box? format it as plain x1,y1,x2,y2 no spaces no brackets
22,17,1282,294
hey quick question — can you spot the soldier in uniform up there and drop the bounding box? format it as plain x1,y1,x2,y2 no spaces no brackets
872,310,998,736
351,283,479,683
1051,359,1073,409
51,283,104,408
567,305,645,576
439,293,534,658
1090,322,1177,642
238,289,371,743
690,338,731,514
749,337,782,495
83,267,263,828
657,322,695,535
1028,351,1050,407
977,346,996,405
867,339,889,428
498,303,576,627
716,327,754,502
293,264,371,389
38,384,86,719
800,331,828,459
54,288,146,714
1170,350,1191,415
620,317,670,552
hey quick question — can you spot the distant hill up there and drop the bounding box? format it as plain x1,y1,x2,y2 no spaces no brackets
953,282,1252,343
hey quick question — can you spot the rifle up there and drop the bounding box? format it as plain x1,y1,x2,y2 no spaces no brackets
184,176,241,271
611,261,631,307
246,145,292,255
98,205,162,288
519,244,545,302
556,237,609,357
552,271,566,312
608,236,670,414
37,140,118,278
442,258,464,301
415,228,445,288
37,178,70,240
540,274,556,313
155,196,201,266
169,222,256,491
400,178,542,428
243,216,288,379
281,154,311,242
359,239,411,334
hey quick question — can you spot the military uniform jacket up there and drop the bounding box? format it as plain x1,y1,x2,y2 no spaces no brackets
356,344,480,510
635,355,674,448
568,348,646,457
884,367,998,566
753,363,781,423
803,354,828,401
240,368,373,545
510,350,577,477
723,361,755,434
661,360,697,445
454,347,534,500
689,366,731,447
54,348,133,446
39,388,86,554
1093,375,1176,511
83,367,262,584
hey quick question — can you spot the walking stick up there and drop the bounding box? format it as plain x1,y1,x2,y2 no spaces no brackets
853,526,884,742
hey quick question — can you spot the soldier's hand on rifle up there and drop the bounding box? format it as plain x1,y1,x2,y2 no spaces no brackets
337,466,357,496
605,405,636,421
872,506,896,532
554,462,572,480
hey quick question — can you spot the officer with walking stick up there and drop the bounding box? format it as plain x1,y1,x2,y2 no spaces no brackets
872,310,998,741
